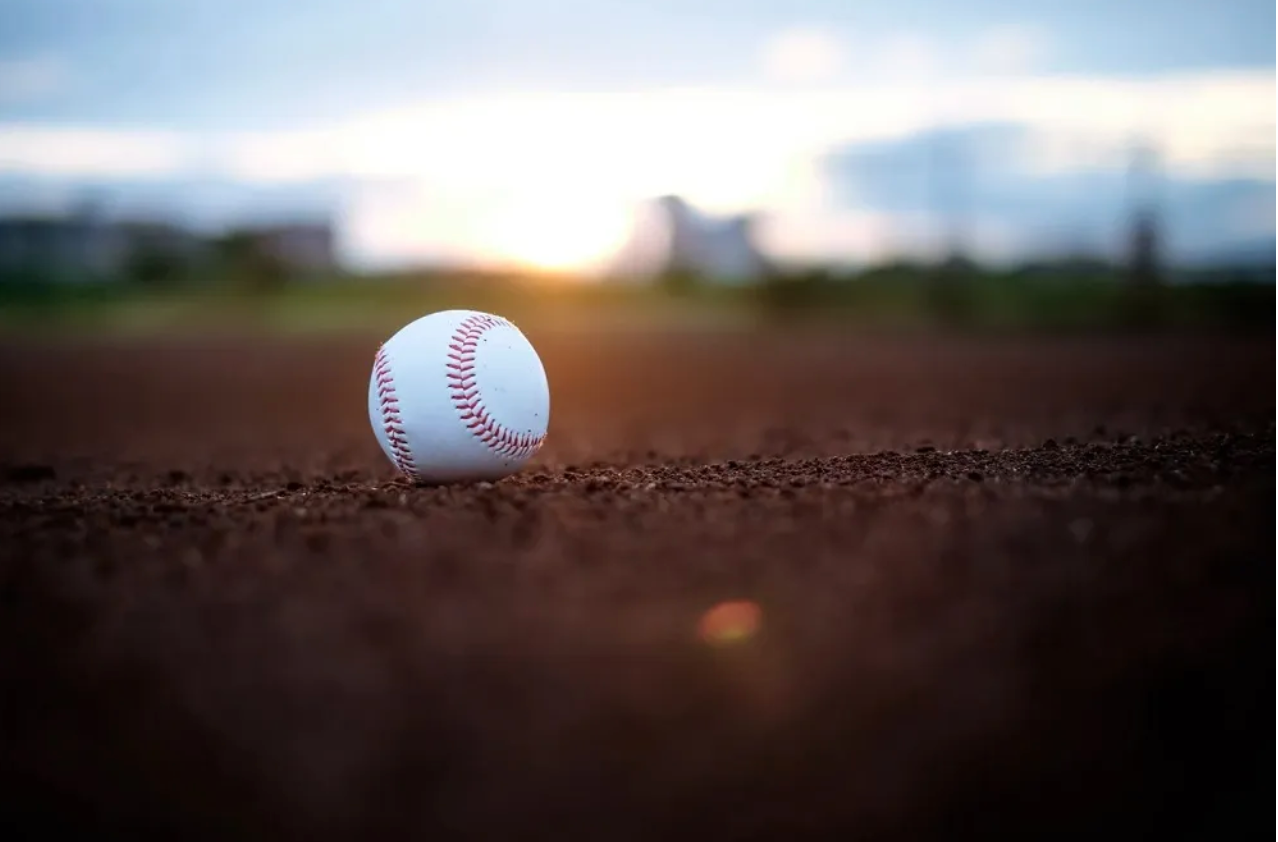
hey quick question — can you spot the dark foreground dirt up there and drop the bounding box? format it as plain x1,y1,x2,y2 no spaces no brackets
0,328,1273,842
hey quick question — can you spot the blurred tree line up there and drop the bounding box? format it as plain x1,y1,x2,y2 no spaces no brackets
729,201,1274,332
734,256,1274,332
123,229,294,293
0,217,1271,334
0,217,335,297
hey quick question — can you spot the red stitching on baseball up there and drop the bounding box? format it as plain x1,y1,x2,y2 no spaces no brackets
446,314,546,461
374,344,417,478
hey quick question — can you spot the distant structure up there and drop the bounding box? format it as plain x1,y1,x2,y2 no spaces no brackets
1120,140,1165,326
1127,208,1160,285
607,195,771,284
239,222,338,277
0,203,122,281
0,204,338,284
1125,141,1164,289
925,130,975,324
927,128,972,263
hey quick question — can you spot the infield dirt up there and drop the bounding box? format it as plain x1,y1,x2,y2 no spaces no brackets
1,328,1272,842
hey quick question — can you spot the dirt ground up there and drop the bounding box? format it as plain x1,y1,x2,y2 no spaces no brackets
0,326,1272,842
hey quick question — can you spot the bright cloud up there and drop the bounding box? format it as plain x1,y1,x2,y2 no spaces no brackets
0,68,1272,268
970,26,1051,75
760,26,848,84
872,34,944,80
0,125,193,177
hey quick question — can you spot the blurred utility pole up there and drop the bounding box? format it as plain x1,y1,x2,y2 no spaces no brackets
1122,139,1164,327
925,128,975,327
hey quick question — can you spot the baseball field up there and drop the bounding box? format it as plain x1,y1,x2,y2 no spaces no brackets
1,307,1273,840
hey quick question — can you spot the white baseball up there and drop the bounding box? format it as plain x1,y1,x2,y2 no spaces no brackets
368,309,550,484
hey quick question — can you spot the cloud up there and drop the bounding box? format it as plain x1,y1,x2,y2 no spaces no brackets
825,122,1276,261
4,71,1269,186
0,55,69,103
760,26,847,84
969,26,1051,75
0,125,193,177
871,34,943,80
0,171,347,230
0,68,1271,266
759,207,904,264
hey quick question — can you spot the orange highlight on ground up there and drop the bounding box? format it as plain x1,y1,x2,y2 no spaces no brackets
697,600,762,646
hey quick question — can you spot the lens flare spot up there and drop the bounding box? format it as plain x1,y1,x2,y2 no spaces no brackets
698,600,762,646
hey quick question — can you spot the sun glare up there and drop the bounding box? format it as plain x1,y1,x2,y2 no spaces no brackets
489,196,634,275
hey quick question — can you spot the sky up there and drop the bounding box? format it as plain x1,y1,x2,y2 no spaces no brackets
0,0,1274,271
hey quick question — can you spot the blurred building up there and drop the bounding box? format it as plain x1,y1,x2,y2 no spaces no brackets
607,195,771,283
0,206,122,281
244,222,338,275
0,207,338,283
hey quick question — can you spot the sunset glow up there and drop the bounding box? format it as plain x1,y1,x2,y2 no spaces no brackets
488,195,634,273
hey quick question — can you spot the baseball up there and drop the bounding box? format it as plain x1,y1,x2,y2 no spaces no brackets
368,309,550,484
